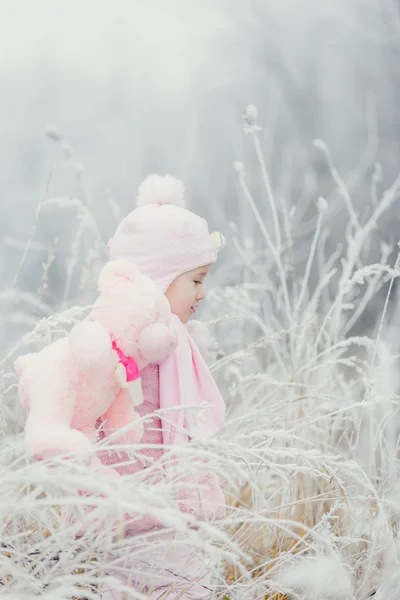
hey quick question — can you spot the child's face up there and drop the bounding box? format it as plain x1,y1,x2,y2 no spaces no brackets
165,264,211,324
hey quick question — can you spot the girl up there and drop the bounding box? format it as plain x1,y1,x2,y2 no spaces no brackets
99,174,226,599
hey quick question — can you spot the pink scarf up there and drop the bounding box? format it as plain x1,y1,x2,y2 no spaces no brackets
159,315,225,445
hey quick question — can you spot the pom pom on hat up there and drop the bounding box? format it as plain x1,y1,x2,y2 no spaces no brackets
136,174,185,208
110,173,226,292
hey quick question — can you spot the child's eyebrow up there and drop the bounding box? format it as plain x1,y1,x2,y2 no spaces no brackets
195,271,208,277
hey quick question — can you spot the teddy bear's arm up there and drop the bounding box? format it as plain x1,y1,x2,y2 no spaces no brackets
23,379,93,460
68,321,113,372
101,388,144,446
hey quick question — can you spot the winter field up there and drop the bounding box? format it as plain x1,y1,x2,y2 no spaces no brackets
3,1,400,599
2,108,400,599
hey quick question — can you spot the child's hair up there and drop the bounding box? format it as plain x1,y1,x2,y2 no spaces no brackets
108,174,225,291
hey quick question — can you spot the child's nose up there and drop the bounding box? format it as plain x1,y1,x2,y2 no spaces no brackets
197,285,205,301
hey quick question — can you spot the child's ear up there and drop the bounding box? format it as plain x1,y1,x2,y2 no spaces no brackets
98,259,141,291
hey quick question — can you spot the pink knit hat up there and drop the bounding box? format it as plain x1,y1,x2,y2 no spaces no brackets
108,174,225,292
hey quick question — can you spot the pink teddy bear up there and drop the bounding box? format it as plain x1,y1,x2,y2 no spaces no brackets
15,259,177,465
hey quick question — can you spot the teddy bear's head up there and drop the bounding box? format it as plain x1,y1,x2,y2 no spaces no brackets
89,259,176,369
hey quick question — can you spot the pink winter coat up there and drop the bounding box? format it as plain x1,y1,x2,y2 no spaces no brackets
98,361,226,534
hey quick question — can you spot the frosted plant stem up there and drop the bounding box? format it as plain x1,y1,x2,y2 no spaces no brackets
314,139,359,230
0,172,52,325
369,251,400,372
343,244,392,336
10,172,52,290
332,171,400,341
252,131,281,249
294,199,326,322
0,381,5,443
237,172,292,325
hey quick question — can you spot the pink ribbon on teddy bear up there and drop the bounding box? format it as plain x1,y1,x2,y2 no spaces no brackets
112,341,141,381
112,341,144,407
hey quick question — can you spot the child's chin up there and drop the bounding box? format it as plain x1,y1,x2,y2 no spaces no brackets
171,309,188,324
178,312,190,324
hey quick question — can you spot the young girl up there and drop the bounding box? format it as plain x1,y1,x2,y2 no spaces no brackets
99,174,226,599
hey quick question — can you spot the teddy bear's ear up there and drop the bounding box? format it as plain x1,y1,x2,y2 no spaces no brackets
98,259,142,291
14,353,36,377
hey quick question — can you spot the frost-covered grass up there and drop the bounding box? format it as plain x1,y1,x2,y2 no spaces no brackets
2,108,400,599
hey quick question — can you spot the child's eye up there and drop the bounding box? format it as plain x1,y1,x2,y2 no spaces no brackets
194,280,202,285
